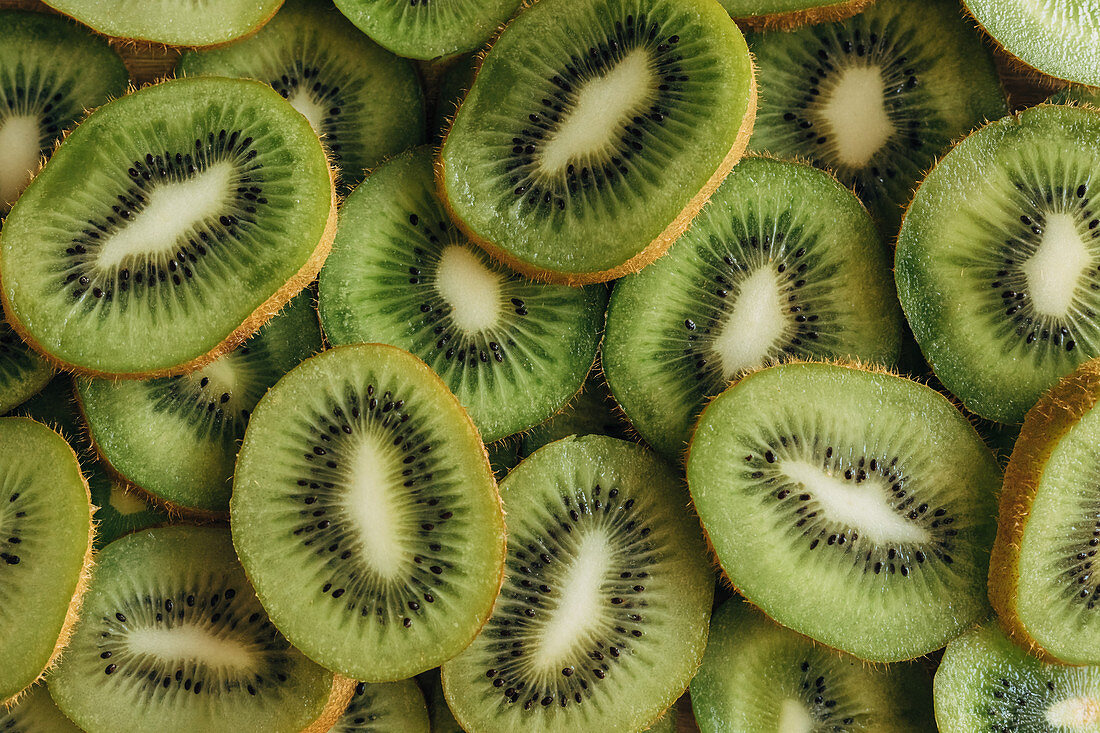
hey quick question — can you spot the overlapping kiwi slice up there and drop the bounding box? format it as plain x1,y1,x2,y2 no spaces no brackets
0,321,52,415
746,0,1006,233
319,147,603,442
897,105,1100,424
1050,84,1100,107
1,76,335,378
331,680,430,733
231,343,506,681
77,291,321,515
691,598,934,732
718,0,875,29
442,435,713,733
604,156,901,461
439,0,756,283
0,683,80,732
519,372,631,458
687,362,1001,662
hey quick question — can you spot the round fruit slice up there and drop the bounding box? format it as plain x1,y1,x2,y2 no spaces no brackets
48,526,352,733
0,321,52,414
331,680,430,733
719,0,875,29
78,291,322,514
896,105,1100,424
687,362,1001,662
604,156,901,462
0,684,81,732
442,435,713,733
1,76,335,378
232,343,506,681
439,0,756,283
691,598,934,732
318,147,603,442
0,417,92,704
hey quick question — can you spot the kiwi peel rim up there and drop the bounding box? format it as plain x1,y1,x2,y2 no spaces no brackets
303,674,357,733
732,0,877,31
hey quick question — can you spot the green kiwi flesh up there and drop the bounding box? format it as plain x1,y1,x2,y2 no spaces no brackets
719,0,871,26
1049,84,1100,107
896,105,1100,424
686,362,1001,662
604,156,901,462
331,679,430,733
442,435,713,733
0,683,81,732
231,343,506,681
519,372,631,458
691,597,934,732
319,146,604,442
439,0,756,283
0,76,334,378
0,321,52,415
417,670,464,733
77,290,321,514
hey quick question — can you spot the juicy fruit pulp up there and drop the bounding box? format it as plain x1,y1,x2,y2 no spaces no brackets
0,320,52,415
330,679,430,733
0,684,81,732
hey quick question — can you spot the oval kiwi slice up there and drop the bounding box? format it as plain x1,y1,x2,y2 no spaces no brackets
719,0,875,29
441,435,713,733
0,417,92,704
439,0,756,284
687,362,1001,662
1,76,335,378
0,321,52,415
232,343,506,681
604,156,901,462
331,680,430,733
896,105,1100,424
318,147,603,442
47,525,352,733
0,684,80,732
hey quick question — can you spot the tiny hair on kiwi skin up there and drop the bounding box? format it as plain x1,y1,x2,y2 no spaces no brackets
726,0,878,31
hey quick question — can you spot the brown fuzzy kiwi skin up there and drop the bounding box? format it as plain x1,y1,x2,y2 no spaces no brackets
302,674,357,733
733,0,876,31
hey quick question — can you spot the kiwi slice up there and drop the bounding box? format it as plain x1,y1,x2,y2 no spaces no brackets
486,438,522,480
691,597,934,732
431,53,478,143
0,10,127,214
896,104,1100,424
0,683,81,732
746,0,1006,233
331,680,430,733
77,291,322,514
687,362,1001,662
417,670,464,733
1050,84,1100,107
318,147,604,442
0,417,92,704
177,0,424,193
604,156,901,462
1,76,335,378
0,321,52,415
441,435,713,732
519,372,631,458
439,0,756,284
231,343,506,681
719,0,875,29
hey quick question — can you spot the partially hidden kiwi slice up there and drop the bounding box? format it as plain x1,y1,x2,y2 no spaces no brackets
691,597,934,732
319,146,603,442
231,343,506,681
177,0,424,193
719,0,876,30
0,321,52,415
687,362,1001,662
77,290,322,515
896,104,1100,424
439,0,757,284
331,680,430,733
0,683,80,732
0,417,92,704
604,156,901,462
47,525,353,733
442,435,713,733
0,76,335,378
518,371,631,458
746,0,1006,233
1050,83,1100,107
417,670,463,733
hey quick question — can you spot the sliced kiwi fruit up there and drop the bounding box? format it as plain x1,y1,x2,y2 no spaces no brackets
442,435,713,733
746,0,1006,233
1,76,335,378
719,0,876,29
431,53,478,143
77,290,322,515
0,10,127,214
47,525,353,733
0,683,81,732
486,438,522,480
417,669,464,733
0,417,92,705
177,0,424,193
896,104,1100,424
231,343,506,681
691,597,934,732
518,372,631,458
0,321,52,415
318,146,604,442
604,156,901,462
687,362,1001,662
439,0,757,284
331,680,430,733
1050,84,1100,107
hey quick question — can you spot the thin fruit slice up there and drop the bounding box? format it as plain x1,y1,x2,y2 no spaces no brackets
232,343,506,681
719,0,876,29
1,76,335,378
0,417,92,704
439,0,756,283
48,526,353,733
604,156,901,462
896,105,1100,424
331,680,430,733
0,684,80,732
691,598,934,732
746,0,1006,233
0,321,52,414
518,372,630,458
318,147,603,442
935,620,1100,732
417,670,463,733
1050,84,1100,106
442,435,713,733
687,362,1001,662
77,291,322,514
